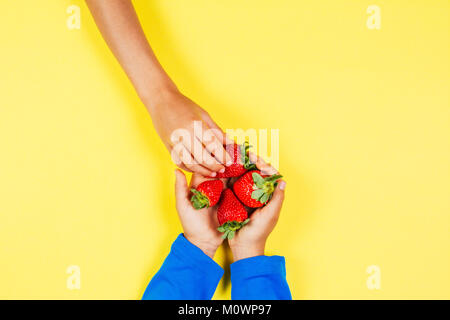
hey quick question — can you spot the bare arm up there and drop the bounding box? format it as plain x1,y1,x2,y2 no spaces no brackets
86,0,174,104
86,0,231,176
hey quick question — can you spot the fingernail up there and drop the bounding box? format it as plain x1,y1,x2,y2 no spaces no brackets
219,168,225,173
226,161,232,166
211,172,217,177
279,181,286,190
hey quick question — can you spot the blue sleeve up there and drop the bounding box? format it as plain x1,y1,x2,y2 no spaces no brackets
142,234,224,300
230,255,292,300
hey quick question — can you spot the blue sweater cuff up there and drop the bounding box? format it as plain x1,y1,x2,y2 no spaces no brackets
230,255,286,282
172,234,224,279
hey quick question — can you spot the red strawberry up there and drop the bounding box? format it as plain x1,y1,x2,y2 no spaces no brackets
216,142,256,178
216,189,249,239
191,180,224,209
233,170,282,208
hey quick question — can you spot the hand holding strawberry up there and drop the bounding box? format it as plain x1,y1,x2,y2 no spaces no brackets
216,189,250,240
216,142,256,178
174,170,224,258
189,142,283,242
233,170,282,208
190,179,224,209
228,179,286,262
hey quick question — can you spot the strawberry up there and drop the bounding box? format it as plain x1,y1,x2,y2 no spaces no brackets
190,180,224,209
233,170,282,208
216,189,249,239
216,142,256,178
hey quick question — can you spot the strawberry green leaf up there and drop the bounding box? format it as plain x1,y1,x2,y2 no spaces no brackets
265,174,283,182
260,193,270,204
222,230,229,239
190,188,210,209
252,172,265,186
217,219,250,239
251,189,265,200
240,141,257,170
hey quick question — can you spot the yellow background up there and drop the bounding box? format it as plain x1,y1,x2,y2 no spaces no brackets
0,0,449,299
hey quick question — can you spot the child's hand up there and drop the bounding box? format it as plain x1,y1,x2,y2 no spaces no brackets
228,179,286,262
174,169,225,258
148,90,232,177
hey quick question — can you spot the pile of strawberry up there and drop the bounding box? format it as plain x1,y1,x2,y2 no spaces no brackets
190,142,282,239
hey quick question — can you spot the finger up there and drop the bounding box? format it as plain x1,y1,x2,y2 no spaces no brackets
202,114,233,163
170,140,194,169
177,163,192,172
189,172,209,189
180,133,218,176
192,125,226,172
185,160,216,177
249,152,278,175
264,180,286,219
171,151,193,172
193,132,225,172
189,174,200,188
174,169,189,207
179,144,216,177
197,137,226,173
202,128,231,166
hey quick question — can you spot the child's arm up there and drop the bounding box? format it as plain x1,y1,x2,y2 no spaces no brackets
142,170,225,299
142,234,223,300
228,177,292,300
86,0,231,177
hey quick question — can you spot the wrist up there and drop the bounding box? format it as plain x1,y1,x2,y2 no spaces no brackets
184,234,219,259
140,77,179,113
230,242,265,262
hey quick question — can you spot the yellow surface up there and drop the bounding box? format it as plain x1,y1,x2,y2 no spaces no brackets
0,0,449,299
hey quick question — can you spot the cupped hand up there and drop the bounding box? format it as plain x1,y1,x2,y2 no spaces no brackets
148,90,232,177
228,158,286,262
174,169,226,258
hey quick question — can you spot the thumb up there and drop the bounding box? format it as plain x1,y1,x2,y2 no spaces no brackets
174,169,189,206
264,180,286,219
